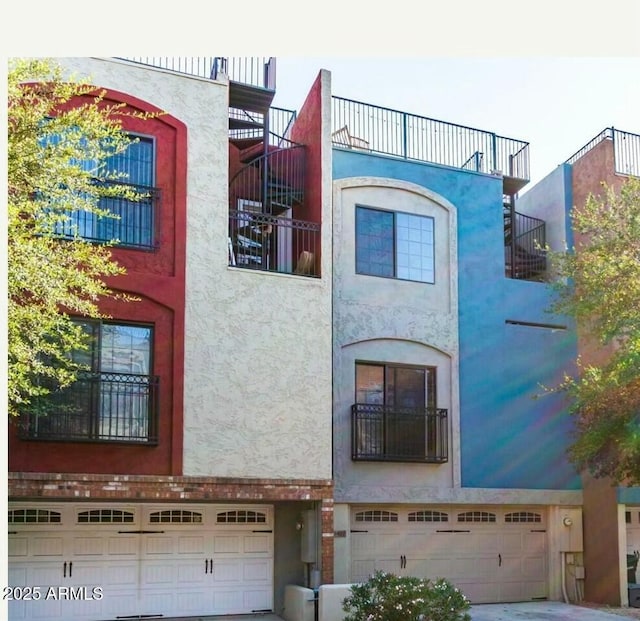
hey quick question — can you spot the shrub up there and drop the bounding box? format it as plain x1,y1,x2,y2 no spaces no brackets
342,570,471,621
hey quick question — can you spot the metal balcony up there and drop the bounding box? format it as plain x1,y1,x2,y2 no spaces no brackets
351,403,448,463
19,372,159,444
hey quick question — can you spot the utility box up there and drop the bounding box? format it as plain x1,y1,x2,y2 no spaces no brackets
628,585,640,608
300,509,317,564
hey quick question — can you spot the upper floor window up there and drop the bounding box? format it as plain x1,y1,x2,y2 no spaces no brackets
19,320,159,444
356,206,435,283
50,133,158,250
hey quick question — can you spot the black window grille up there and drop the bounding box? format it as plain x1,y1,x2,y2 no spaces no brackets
20,321,158,444
45,133,159,250
9,509,61,524
355,510,398,523
78,509,135,523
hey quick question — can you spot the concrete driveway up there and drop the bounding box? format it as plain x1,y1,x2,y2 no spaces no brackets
470,601,633,620
140,604,636,621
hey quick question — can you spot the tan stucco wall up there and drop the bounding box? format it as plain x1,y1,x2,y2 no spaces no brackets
332,178,460,503
59,58,333,480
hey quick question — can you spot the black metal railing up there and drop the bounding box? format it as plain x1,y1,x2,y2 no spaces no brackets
20,372,159,443
230,143,306,215
229,107,298,145
228,210,320,277
351,403,448,463
332,96,530,183
55,181,159,250
566,127,640,178
504,209,547,280
115,57,276,89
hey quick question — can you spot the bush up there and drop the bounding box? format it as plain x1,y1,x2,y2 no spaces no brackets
342,570,471,621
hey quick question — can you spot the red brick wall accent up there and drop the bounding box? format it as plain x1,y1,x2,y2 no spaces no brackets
8,472,333,503
320,497,335,584
582,473,621,604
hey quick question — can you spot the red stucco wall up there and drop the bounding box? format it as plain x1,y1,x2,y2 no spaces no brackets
291,72,324,272
8,88,187,476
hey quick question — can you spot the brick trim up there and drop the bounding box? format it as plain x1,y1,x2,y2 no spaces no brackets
8,472,333,502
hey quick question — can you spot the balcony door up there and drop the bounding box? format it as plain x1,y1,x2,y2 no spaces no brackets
355,363,435,459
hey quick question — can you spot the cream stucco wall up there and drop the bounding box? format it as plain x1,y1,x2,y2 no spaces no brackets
58,58,333,480
332,178,460,503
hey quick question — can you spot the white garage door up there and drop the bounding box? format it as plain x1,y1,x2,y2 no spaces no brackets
350,506,548,604
8,503,274,621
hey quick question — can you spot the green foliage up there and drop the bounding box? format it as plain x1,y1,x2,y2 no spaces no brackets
7,58,150,417
342,570,471,621
547,177,640,485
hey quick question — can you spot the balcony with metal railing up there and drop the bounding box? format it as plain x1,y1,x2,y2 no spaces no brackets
20,372,159,444
332,96,530,194
351,403,448,463
504,205,547,281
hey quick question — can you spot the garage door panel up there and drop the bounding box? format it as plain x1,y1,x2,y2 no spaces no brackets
178,535,205,554
211,588,244,613
243,559,272,581
212,560,242,582
72,537,104,556
522,556,546,580
9,537,30,557
69,562,104,584
458,581,500,604
244,587,273,610
30,565,64,586
244,533,272,554
10,598,62,621
352,559,376,582
177,562,209,584
101,590,138,617
351,506,548,605
467,532,500,553
144,535,174,555
102,561,138,586
214,535,242,554
108,535,138,555
501,532,525,552
522,531,546,552
31,537,64,557
61,598,105,620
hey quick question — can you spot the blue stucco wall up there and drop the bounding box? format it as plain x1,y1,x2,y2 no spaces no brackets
619,488,640,504
333,149,581,490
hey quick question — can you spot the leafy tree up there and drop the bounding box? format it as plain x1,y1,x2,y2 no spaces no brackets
548,177,640,485
7,58,148,417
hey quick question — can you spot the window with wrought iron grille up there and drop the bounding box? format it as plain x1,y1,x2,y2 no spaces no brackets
20,320,159,443
46,132,158,250
352,362,447,463
355,206,435,283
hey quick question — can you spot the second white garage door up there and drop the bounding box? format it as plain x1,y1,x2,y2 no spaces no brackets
350,505,548,604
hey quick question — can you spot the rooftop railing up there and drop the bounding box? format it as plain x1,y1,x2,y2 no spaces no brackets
114,57,275,89
332,96,530,185
566,127,640,177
